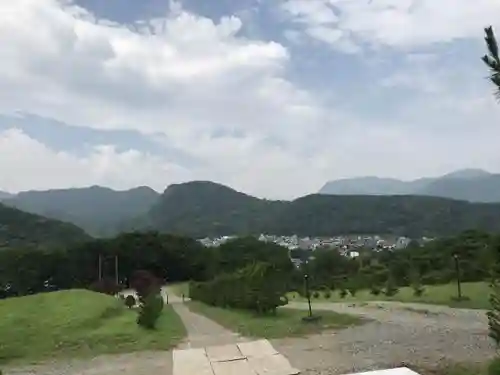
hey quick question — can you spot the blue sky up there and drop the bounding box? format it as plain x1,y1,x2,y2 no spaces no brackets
1,0,500,198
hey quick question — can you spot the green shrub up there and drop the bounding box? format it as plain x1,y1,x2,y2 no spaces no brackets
489,357,500,375
384,276,398,297
412,283,425,297
339,289,348,299
312,291,320,298
323,290,331,299
370,285,381,296
137,292,164,329
189,262,289,314
125,294,136,308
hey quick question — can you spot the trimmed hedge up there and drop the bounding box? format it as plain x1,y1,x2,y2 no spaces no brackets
189,262,288,314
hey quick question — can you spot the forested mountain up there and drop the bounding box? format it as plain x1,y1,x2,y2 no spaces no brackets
143,181,500,237
3,186,160,237
0,191,13,200
319,168,500,202
0,203,90,249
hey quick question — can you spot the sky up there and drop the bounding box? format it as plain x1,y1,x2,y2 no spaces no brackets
1,0,500,199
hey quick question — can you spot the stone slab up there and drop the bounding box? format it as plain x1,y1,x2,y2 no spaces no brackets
206,344,245,363
173,348,214,375
341,368,421,375
212,359,257,375
238,340,278,358
247,353,300,375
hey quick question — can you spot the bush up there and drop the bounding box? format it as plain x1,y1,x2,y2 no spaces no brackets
137,292,164,329
412,283,425,297
370,285,381,296
323,290,331,299
131,270,160,304
384,276,399,297
125,294,136,309
189,262,289,314
488,357,500,375
312,291,320,298
489,283,500,347
88,278,123,296
339,289,348,299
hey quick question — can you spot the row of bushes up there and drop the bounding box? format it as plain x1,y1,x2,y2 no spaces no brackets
189,262,289,314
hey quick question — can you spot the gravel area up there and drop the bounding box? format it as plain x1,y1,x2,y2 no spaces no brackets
273,301,496,375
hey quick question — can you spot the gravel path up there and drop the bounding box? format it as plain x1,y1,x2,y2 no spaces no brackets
273,301,496,375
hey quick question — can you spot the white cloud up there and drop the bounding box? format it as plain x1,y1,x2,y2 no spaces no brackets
1,0,500,199
0,128,194,192
281,0,500,49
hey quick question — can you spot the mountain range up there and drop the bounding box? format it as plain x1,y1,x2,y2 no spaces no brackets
1,186,159,237
3,168,500,239
319,168,500,202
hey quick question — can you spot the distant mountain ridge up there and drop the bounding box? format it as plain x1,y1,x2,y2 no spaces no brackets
4,168,500,239
135,180,500,238
0,191,14,200
2,186,160,237
319,168,500,202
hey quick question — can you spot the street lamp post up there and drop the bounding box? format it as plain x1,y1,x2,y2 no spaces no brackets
304,274,313,318
453,253,462,300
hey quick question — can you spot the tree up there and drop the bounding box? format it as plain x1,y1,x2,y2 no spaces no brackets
482,26,500,99
482,26,500,350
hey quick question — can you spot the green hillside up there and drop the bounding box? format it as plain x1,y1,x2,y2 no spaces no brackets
0,290,185,364
145,181,500,237
0,203,90,249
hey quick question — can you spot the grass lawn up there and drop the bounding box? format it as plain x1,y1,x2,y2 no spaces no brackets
288,281,491,309
187,301,364,338
0,289,186,365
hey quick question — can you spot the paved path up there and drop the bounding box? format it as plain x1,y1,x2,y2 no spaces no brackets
271,301,496,375
172,303,248,349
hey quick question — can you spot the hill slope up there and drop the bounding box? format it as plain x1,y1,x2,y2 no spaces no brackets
145,181,500,237
0,290,185,363
148,181,285,237
3,186,160,237
319,168,500,202
0,203,90,249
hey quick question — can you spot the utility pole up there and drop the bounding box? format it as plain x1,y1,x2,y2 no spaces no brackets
98,254,102,281
115,255,119,285
453,253,462,300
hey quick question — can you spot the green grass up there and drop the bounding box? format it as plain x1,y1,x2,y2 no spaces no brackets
287,281,491,309
187,301,364,338
0,289,186,365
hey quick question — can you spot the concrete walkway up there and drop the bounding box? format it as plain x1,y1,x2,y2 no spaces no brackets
172,303,248,349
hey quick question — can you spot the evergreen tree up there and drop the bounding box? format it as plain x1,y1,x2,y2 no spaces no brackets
482,26,500,99
482,26,500,349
